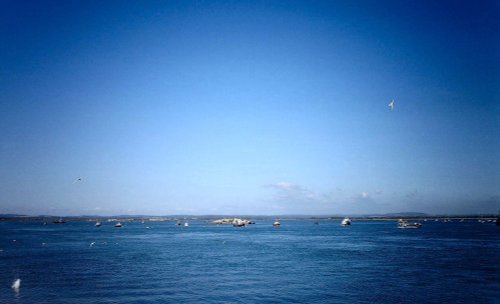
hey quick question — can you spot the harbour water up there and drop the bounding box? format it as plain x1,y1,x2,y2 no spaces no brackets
0,220,498,303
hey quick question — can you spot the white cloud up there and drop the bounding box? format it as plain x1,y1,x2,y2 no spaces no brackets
360,192,369,199
265,182,394,214
265,182,316,203
267,182,302,191
353,191,370,201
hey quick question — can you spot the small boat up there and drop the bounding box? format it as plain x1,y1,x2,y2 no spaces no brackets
272,221,281,227
232,219,246,227
341,217,351,226
398,220,422,229
52,219,66,224
95,222,102,227
184,222,189,227
114,223,123,228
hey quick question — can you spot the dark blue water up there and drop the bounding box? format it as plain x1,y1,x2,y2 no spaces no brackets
1,220,499,303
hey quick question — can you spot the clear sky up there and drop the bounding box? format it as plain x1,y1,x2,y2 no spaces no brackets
1,0,498,215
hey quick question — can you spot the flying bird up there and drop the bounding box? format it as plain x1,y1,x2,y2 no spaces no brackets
388,99,395,111
12,279,21,292
73,177,84,184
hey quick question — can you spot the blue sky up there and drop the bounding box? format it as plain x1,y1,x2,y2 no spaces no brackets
1,0,498,215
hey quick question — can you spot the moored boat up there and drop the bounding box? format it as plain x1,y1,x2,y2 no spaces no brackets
232,219,246,227
95,222,102,227
341,217,351,226
114,222,123,228
398,219,422,229
272,221,281,227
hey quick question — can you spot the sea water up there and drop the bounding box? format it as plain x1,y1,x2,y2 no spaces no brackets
0,220,498,303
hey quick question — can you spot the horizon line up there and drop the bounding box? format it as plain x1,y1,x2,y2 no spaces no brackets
2,212,499,218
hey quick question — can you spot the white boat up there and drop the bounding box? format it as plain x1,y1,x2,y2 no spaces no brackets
341,217,351,226
184,222,189,227
272,221,281,227
114,223,123,228
398,220,422,229
95,222,102,227
232,219,246,227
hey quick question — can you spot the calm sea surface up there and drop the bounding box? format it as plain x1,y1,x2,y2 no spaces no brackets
0,220,499,303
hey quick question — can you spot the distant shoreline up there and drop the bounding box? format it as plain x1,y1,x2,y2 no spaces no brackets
1,214,498,223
